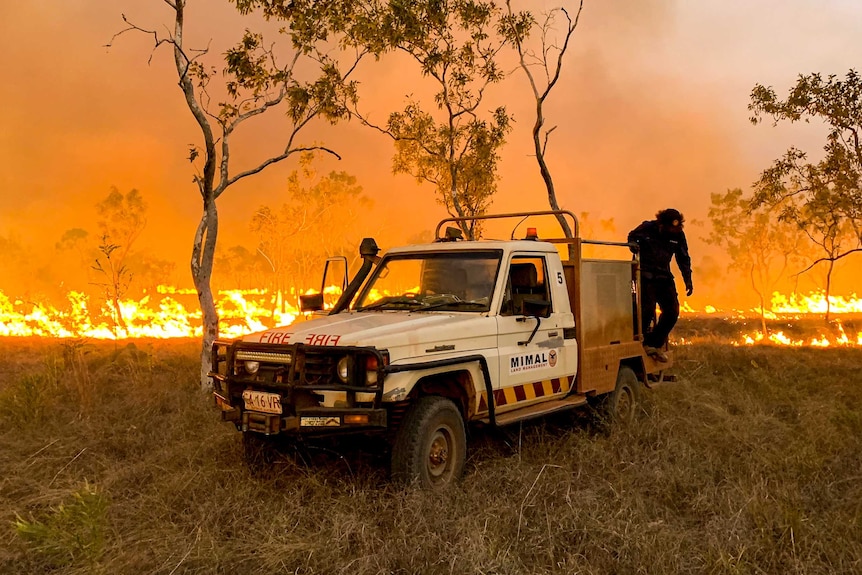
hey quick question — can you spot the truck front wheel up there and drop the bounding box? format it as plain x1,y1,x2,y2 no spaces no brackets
391,396,466,489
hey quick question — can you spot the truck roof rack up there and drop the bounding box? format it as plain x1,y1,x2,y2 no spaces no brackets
435,210,581,244
434,209,636,253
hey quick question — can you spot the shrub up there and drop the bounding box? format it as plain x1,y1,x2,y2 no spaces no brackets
0,373,51,425
14,481,108,569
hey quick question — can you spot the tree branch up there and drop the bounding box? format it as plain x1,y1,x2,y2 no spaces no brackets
793,247,862,276
222,146,342,191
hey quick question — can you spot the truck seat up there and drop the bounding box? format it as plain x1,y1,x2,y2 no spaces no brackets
510,263,538,293
424,267,467,299
510,263,542,314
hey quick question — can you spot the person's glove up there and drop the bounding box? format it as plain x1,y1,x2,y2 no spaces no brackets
685,282,694,297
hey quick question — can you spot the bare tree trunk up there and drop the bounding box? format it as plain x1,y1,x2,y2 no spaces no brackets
448,133,473,240
172,0,221,389
531,106,575,259
758,295,768,335
750,265,769,335
110,293,127,336
192,199,219,390
108,261,128,336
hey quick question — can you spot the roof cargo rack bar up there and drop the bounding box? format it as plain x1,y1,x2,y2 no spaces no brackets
435,210,580,243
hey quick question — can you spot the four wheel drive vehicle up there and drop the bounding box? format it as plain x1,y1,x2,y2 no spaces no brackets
210,210,672,488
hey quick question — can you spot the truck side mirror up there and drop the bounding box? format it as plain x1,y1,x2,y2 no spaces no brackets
299,292,324,312
304,256,349,314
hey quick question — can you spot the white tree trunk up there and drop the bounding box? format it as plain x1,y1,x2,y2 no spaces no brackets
192,200,219,390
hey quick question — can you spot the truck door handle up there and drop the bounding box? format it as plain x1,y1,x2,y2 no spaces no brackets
548,331,558,337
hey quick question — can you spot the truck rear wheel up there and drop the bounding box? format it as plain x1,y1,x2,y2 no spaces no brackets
391,396,466,489
593,365,640,427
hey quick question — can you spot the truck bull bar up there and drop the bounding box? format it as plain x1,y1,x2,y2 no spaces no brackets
211,341,502,428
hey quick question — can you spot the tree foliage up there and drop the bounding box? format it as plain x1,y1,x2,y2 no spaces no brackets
55,190,172,319
0,233,37,297
213,245,267,291
749,70,862,249
362,0,513,239
95,188,147,259
387,103,510,239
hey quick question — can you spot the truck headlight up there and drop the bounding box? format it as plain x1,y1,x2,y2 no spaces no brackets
244,360,260,374
337,356,350,383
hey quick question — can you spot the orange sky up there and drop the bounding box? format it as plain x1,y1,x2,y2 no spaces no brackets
1,0,861,307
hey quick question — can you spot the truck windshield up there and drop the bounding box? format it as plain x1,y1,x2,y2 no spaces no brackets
355,250,502,312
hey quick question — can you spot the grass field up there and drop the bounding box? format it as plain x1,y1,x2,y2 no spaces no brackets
1,323,861,574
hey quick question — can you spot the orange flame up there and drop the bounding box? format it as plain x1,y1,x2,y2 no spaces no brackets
2,286,861,347
0,286,300,339
682,291,862,348
730,324,862,348
685,291,862,318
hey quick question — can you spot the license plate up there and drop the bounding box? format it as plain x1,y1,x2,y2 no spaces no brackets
242,390,282,414
301,416,341,427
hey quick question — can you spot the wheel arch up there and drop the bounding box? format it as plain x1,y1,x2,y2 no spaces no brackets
384,354,492,420
620,356,647,387
409,369,475,419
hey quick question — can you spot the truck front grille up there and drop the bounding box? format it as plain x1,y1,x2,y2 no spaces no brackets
298,351,336,386
220,341,385,392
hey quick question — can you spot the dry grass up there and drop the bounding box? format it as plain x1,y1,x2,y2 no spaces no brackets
1,328,861,574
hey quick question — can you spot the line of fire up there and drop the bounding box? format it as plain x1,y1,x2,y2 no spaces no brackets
2,284,861,348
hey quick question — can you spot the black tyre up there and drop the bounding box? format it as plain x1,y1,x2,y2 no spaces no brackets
391,396,466,489
593,366,640,427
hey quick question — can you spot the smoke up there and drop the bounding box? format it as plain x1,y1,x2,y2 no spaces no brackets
1,1,860,310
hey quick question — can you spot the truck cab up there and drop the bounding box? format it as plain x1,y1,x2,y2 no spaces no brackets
210,211,671,488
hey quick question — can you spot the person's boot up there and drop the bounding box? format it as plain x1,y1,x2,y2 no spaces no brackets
644,345,668,363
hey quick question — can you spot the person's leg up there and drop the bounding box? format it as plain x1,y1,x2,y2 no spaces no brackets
640,279,658,345
650,279,680,348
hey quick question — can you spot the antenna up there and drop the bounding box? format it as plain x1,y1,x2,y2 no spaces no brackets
510,215,530,240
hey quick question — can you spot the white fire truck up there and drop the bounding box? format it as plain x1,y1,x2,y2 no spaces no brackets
210,211,671,488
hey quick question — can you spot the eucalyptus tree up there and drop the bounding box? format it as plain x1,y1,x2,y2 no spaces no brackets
750,70,862,321
110,0,378,387
502,0,582,250
360,0,513,240
706,188,807,333
776,188,857,321
92,188,148,336
249,152,369,310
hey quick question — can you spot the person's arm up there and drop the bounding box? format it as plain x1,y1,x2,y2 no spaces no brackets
676,232,693,295
627,221,650,252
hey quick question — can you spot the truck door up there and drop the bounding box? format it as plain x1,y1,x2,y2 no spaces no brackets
495,255,572,410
